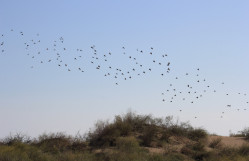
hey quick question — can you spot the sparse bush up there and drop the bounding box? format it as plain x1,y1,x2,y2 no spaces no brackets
70,132,88,152
0,143,53,161
187,128,207,141
238,144,249,156
240,127,249,140
87,111,208,149
159,130,171,143
88,120,122,147
149,153,185,161
209,137,222,149
140,125,157,146
2,133,31,145
116,136,140,153
163,143,178,154
219,146,237,157
230,127,249,140
181,142,208,160
229,133,245,137
167,125,187,137
192,142,205,152
4,111,248,161
35,132,72,154
181,145,193,156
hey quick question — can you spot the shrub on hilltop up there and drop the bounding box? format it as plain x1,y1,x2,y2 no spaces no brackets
87,111,207,148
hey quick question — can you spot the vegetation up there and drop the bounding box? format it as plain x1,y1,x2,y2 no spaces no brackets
230,127,249,140
209,137,222,149
0,111,249,161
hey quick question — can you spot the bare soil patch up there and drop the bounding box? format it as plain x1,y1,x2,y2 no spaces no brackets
208,135,249,147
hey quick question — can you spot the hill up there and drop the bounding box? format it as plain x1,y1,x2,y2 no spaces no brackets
1,111,249,161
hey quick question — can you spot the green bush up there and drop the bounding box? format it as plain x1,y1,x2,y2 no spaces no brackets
0,143,52,161
116,136,140,153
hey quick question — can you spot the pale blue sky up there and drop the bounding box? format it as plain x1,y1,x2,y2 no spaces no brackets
0,0,249,137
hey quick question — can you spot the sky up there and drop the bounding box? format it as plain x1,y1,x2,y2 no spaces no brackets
0,0,249,137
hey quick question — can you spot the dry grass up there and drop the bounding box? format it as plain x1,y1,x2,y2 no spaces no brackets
208,136,249,148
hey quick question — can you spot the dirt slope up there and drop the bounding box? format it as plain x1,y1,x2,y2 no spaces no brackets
208,136,248,147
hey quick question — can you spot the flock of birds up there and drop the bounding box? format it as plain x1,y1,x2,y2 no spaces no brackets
1,29,171,85
1,29,248,119
160,68,249,119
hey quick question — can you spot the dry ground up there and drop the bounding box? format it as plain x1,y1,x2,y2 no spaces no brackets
146,135,249,154
208,135,249,147
93,136,249,154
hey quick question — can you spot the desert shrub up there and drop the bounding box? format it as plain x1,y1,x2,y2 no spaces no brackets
240,127,249,140
210,133,218,136
230,127,249,140
70,141,87,152
163,143,179,154
187,128,207,141
181,142,208,161
113,115,132,136
159,130,171,143
229,133,245,137
35,132,72,154
87,111,154,147
2,133,31,145
218,146,237,157
164,153,186,161
52,151,97,161
70,132,88,152
209,137,222,149
116,136,140,153
238,144,249,156
161,117,189,137
140,125,158,146
0,143,53,161
192,142,205,151
192,151,210,161
149,153,185,161
167,125,187,137
88,120,122,147
181,145,193,156
87,111,207,148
